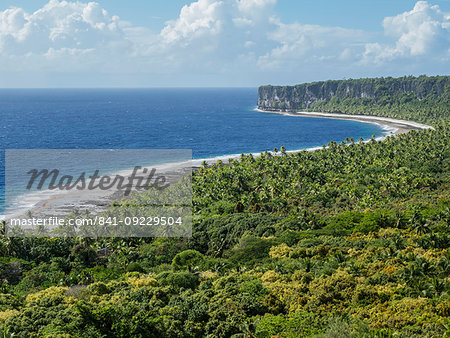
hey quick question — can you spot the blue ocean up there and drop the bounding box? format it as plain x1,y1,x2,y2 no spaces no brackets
0,88,386,213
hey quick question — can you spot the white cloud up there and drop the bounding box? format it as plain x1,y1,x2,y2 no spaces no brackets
160,0,277,46
257,20,367,70
0,0,138,72
237,0,276,13
363,1,450,62
157,0,278,74
161,0,224,44
0,0,448,86
0,7,27,39
236,0,276,23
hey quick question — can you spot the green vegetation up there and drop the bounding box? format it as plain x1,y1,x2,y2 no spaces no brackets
258,75,450,123
0,77,448,337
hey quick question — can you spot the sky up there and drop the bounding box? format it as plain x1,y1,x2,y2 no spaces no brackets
0,0,449,87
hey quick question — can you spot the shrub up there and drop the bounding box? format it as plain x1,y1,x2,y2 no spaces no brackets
172,250,204,272
156,271,199,290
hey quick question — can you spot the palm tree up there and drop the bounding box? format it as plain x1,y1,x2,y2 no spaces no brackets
409,209,430,234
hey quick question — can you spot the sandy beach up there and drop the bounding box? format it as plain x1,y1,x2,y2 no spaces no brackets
3,160,193,226
256,109,434,135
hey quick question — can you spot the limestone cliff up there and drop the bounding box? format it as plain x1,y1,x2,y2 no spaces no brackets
257,75,449,111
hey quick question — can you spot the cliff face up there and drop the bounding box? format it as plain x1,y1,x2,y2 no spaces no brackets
257,76,450,111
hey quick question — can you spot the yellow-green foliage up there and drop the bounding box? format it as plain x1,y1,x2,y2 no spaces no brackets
352,297,446,329
127,275,158,288
269,243,292,258
25,286,69,307
0,309,19,323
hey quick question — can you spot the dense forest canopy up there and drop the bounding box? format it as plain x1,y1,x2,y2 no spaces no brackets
0,76,448,337
258,75,450,123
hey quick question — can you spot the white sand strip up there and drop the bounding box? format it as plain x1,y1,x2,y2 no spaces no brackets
255,109,434,132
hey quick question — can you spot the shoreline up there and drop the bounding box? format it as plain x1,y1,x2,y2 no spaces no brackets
2,110,434,224
1,160,193,223
255,109,434,135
